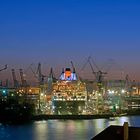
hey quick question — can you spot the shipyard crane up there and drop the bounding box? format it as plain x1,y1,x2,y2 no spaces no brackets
90,56,107,84
19,69,28,87
86,56,107,106
48,67,57,82
0,65,8,87
82,56,107,86
70,61,78,80
71,61,76,73
125,74,136,95
125,74,131,89
36,62,46,85
0,65,8,72
28,63,38,78
11,69,19,88
28,63,46,85
47,67,57,94
81,56,108,113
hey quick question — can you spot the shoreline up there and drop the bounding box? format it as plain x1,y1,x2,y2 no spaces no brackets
1,113,140,124
32,112,140,121
32,114,124,120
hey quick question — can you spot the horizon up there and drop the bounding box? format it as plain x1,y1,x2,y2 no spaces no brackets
0,59,138,87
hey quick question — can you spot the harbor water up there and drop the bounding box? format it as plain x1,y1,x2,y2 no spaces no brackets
0,116,140,140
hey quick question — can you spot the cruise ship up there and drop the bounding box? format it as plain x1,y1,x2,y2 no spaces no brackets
51,68,87,115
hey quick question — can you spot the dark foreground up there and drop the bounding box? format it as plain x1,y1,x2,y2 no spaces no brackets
0,112,140,124
0,114,114,124
91,125,140,140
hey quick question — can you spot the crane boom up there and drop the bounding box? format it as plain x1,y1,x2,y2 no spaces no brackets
89,56,100,71
37,62,45,85
82,56,107,84
0,65,7,72
87,57,96,75
70,61,79,80
70,61,76,73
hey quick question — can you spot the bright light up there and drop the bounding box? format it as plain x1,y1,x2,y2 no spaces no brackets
11,93,14,96
2,90,6,94
121,89,125,93
108,90,115,94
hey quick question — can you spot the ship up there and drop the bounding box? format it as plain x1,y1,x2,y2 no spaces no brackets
51,67,87,115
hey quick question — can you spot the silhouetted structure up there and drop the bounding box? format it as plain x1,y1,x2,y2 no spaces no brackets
91,122,140,140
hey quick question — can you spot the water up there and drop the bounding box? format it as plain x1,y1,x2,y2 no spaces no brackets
0,116,140,140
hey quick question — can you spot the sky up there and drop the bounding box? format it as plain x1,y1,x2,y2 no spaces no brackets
0,0,140,82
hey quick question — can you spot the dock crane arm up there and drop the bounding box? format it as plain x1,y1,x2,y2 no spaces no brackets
89,56,100,72
81,57,97,80
71,61,81,80
0,65,8,72
36,63,46,85
29,63,38,78
87,57,96,76
89,57,107,82
70,61,76,73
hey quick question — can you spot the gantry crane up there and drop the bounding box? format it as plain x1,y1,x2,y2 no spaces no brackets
48,67,57,82
11,69,19,88
125,74,136,96
36,63,46,85
0,65,8,86
29,63,46,85
47,67,57,94
82,56,107,89
82,56,107,114
19,69,28,87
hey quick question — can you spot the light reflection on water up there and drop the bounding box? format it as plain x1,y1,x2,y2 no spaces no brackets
0,116,140,140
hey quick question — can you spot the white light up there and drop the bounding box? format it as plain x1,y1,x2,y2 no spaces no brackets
108,90,115,94
121,89,125,93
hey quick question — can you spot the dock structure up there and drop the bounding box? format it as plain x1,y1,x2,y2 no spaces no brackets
91,122,140,140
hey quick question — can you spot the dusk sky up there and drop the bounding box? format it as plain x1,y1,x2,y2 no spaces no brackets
0,0,140,82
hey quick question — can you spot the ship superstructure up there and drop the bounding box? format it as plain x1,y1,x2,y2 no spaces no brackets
52,68,87,115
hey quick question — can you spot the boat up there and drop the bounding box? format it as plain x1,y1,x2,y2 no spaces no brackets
51,68,87,115
109,116,116,121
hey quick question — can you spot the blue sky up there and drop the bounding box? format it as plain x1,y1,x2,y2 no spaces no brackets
0,0,140,81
